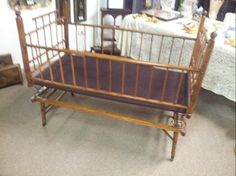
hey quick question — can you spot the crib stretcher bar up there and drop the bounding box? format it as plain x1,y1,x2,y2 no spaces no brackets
45,88,57,98
32,10,58,21
31,52,59,75
45,91,67,113
32,78,188,110
162,129,174,140
25,44,200,73
29,40,65,65
25,17,64,36
35,96,183,133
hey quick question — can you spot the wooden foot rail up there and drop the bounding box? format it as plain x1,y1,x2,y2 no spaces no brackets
31,87,186,160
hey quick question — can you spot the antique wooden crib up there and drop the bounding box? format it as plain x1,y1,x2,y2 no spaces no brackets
15,3,216,161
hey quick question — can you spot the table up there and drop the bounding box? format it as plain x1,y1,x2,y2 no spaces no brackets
117,14,235,102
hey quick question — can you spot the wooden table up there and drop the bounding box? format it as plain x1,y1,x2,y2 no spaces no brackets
117,14,235,101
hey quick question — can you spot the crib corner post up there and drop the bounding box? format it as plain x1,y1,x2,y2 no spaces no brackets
62,0,70,49
15,11,32,87
170,113,182,161
171,132,179,161
40,102,46,127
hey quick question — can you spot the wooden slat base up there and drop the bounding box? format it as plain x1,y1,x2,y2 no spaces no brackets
35,95,183,133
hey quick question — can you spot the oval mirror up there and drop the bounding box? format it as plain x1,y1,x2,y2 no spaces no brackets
8,0,52,10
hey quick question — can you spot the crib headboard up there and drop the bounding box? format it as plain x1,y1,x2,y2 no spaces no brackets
188,15,217,114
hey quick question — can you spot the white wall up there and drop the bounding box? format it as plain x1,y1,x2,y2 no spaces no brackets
0,0,56,68
100,0,124,8
0,0,99,68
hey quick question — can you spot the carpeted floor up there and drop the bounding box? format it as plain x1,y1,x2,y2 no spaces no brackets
0,84,235,176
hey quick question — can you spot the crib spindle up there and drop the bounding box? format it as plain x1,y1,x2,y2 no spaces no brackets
174,72,184,103
33,47,43,79
149,34,154,62
108,60,112,91
60,22,64,48
45,50,54,81
129,31,133,56
147,67,154,98
160,69,169,100
70,55,76,85
75,24,78,50
120,30,124,56
41,17,48,47
138,33,143,59
177,39,185,65
112,27,115,55
83,55,88,87
34,20,42,64
55,17,59,48
84,26,87,51
48,14,54,51
93,26,95,51
96,59,100,89
58,52,65,83
101,28,104,54
29,34,36,70
167,38,175,64
134,64,140,96
121,63,126,94
158,36,164,62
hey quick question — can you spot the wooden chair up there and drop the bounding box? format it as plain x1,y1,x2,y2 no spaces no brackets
91,8,131,56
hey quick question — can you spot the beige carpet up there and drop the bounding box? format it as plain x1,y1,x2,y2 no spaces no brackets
0,84,235,176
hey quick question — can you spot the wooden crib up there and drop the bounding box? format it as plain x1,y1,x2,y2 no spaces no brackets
15,1,216,161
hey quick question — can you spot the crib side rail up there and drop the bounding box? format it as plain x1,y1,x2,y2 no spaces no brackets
70,22,196,68
25,43,201,110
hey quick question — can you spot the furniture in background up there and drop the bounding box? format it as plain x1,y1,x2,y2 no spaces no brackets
198,0,236,21
0,54,23,88
91,8,131,55
117,14,235,102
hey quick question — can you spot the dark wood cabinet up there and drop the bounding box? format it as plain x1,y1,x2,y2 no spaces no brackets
0,54,23,88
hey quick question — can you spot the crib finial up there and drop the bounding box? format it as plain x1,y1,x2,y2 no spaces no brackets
15,11,21,17
210,32,217,40
202,10,208,17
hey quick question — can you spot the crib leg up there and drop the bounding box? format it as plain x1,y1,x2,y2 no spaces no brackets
40,102,46,127
170,132,179,161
